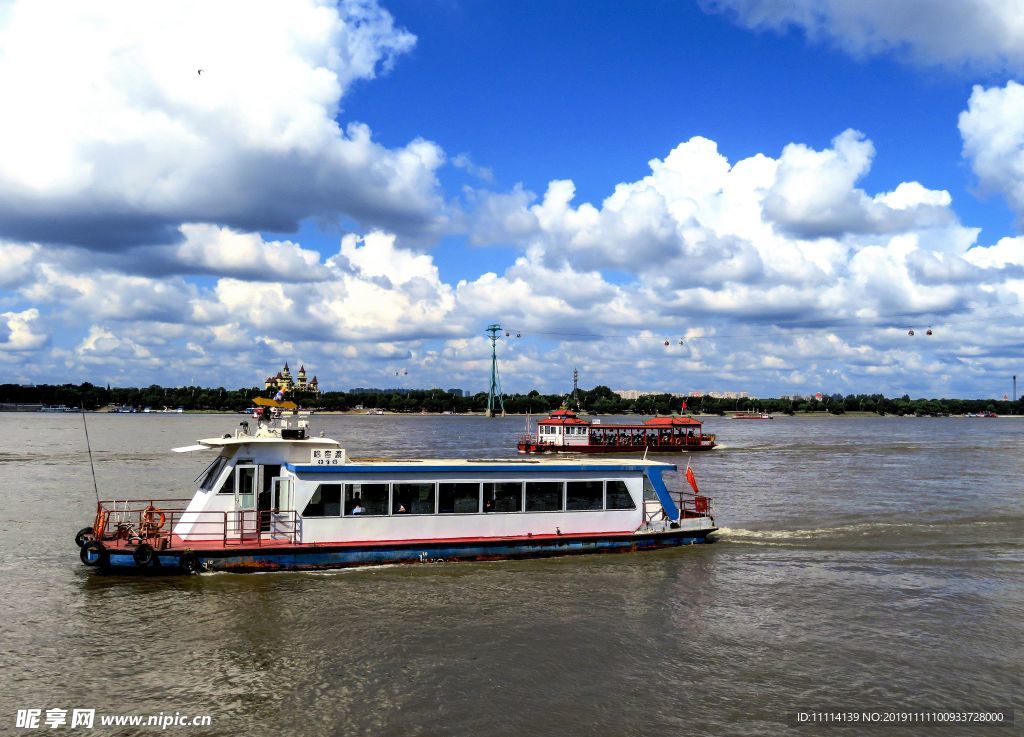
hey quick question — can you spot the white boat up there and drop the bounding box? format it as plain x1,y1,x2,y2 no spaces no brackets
75,401,716,573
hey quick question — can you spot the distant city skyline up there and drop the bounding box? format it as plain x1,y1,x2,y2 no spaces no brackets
2,2,1024,399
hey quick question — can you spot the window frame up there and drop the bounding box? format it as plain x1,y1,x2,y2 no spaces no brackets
438,481,483,514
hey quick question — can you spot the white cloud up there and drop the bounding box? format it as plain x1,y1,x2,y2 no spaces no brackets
1,118,1021,398
0,0,446,249
965,235,1024,269
704,0,1024,72
0,241,40,289
960,81,1024,222
172,224,326,281
468,130,973,311
0,308,46,351
452,153,495,183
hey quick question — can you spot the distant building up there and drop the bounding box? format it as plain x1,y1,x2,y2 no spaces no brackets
447,388,467,397
614,390,685,400
701,391,750,400
264,362,320,395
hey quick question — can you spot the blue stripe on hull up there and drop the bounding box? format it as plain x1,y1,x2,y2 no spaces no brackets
98,530,714,574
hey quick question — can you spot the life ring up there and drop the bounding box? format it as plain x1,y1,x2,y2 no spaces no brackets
141,505,166,531
674,436,682,445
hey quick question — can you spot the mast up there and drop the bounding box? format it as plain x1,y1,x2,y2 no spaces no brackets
485,324,506,418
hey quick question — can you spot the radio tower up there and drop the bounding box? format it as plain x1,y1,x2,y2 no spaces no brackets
485,324,506,418
572,367,580,410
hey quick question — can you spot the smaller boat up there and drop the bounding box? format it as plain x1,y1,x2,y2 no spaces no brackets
517,409,715,454
732,412,772,420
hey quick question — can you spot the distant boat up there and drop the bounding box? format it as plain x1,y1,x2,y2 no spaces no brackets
517,408,716,454
732,412,772,420
39,405,74,413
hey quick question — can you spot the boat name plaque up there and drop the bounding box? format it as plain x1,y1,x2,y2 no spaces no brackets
310,448,346,465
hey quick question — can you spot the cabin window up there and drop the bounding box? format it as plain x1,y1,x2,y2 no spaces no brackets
303,484,342,517
524,481,562,512
216,467,236,494
393,483,436,514
484,482,523,512
566,480,603,511
642,475,657,501
199,456,227,491
439,482,481,513
344,483,389,515
605,480,636,510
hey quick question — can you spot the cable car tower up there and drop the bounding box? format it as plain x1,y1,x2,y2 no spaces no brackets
485,323,506,418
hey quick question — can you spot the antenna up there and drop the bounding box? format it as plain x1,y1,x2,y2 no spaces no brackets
485,324,506,418
80,403,100,505
572,367,579,410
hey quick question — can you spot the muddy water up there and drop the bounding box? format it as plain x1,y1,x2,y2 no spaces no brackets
0,413,1020,736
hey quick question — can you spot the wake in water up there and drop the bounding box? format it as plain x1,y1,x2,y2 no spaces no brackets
714,516,1024,549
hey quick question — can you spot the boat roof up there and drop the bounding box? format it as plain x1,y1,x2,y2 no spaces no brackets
538,411,702,427
287,457,676,473
174,435,341,451
641,416,703,427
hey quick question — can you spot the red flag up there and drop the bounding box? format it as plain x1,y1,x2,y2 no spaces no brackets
685,465,700,494
681,400,687,411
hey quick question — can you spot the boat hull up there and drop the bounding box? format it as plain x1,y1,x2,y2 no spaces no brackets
517,442,715,454
86,528,716,574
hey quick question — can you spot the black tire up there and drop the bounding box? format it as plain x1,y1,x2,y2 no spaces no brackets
80,540,106,567
133,543,156,567
179,552,200,574
74,527,94,548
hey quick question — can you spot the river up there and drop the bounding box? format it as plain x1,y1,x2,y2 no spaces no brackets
0,413,1020,736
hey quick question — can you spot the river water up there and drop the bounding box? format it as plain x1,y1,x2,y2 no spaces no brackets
0,413,1020,736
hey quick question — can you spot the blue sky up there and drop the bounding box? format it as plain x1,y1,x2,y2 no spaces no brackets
2,0,1024,399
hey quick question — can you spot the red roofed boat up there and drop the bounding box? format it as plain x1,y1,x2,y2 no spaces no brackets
517,409,716,454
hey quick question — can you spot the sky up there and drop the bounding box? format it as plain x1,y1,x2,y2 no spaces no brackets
2,0,1024,399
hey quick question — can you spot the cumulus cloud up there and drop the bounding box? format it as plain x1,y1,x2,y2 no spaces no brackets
0,0,446,249
960,81,1024,222
0,308,47,351
764,131,955,239
703,0,1024,71
1,117,1020,397
169,225,327,282
467,129,972,310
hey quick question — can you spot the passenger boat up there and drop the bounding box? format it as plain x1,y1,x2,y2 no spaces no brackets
732,411,772,420
74,400,716,574
516,409,716,454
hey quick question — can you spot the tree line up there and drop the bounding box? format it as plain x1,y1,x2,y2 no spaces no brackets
0,382,1019,416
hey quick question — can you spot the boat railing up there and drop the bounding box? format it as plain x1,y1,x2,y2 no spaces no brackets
642,490,713,526
93,500,301,549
